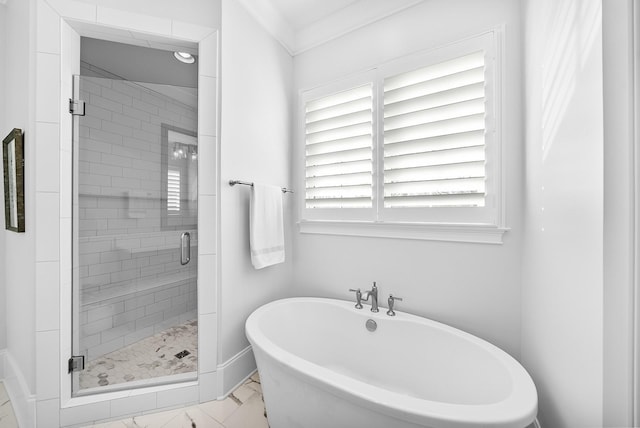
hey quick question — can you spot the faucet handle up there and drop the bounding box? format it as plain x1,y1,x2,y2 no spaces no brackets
386,294,403,316
348,288,363,309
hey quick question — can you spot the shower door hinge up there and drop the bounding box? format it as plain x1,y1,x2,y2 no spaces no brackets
68,98,85,116
68,355,85,373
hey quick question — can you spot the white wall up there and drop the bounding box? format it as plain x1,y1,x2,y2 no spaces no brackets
76,0,220,29
0,2,7,352
602,0,634,425
292,0,524,357
219,0,294,374
3,0,37,400
521,0,604,427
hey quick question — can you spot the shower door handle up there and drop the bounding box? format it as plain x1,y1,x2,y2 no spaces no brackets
181,232,191,265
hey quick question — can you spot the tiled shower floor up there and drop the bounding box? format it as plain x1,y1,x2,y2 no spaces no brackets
80,319,198,389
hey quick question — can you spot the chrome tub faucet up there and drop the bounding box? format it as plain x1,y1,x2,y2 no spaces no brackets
349,284,403,315
349,282,379,312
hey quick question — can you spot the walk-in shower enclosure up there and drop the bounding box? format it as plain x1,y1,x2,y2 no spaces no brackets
71,39,199,395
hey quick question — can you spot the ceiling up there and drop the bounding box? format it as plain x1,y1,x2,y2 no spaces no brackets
81,37,198,88
71,20,200,107
80,37,198,108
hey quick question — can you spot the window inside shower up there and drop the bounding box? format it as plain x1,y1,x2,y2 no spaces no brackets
71,37,199,395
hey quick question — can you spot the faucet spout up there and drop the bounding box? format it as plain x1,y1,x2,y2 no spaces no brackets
362,282,379,313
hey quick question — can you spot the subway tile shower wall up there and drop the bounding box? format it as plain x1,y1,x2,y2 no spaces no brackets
77,69,198,361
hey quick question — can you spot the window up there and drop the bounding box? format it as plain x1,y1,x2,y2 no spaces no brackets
161,125,198,230
304,84,374,210
382,51,486,209
300,32,506,243
167,168,181,213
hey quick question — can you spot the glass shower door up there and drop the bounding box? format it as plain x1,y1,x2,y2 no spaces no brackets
71,75,199,395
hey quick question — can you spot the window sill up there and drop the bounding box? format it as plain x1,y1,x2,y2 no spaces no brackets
298,220,508,244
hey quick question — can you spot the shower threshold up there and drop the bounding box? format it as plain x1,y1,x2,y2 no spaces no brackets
78,319,198,393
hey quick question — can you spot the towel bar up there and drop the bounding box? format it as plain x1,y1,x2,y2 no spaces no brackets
229,180,293,194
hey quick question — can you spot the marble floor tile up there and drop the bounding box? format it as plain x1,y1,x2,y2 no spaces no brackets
236,376,263,401
245,379,262,395
125,407,185,427
229,382,256,404
83,371,268,428
0,382,18,428
198,397,240,423
162,407,225,428
222,393,269,428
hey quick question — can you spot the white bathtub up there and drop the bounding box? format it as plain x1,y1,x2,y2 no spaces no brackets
246,297,537,428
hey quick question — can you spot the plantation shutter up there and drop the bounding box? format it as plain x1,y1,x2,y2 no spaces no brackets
167,168,181,213
383,51,487,208
304,84,373,209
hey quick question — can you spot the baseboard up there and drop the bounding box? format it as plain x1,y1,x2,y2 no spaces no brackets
3,350,37,428
216,345,256,399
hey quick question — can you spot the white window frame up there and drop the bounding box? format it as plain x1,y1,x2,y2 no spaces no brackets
298,29,508,244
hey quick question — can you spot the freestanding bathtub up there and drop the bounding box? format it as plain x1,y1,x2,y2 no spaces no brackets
246,297,537,428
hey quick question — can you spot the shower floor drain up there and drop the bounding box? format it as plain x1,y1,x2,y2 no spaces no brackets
175,350,191,359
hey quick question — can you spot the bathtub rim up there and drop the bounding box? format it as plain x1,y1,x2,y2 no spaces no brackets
246,297,538,428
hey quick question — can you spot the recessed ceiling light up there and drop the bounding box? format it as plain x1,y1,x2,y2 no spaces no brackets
174,51,195,64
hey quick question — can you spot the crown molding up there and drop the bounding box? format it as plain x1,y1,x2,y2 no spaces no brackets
235,0,425,57
235,0,295,55
293,0,425,55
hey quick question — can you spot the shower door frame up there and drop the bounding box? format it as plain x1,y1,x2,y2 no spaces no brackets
634,2,640,424
70,74,200,396
55,13,220,416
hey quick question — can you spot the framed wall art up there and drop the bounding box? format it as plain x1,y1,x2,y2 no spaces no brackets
3,128,25,232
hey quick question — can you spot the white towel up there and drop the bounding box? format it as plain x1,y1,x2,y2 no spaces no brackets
250,183,285,269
